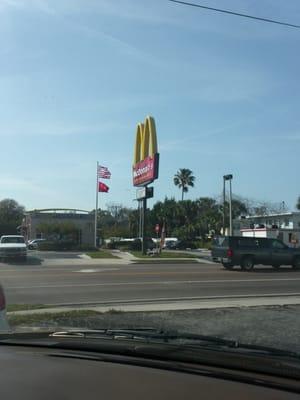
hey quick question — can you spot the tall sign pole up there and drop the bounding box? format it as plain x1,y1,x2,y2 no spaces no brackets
94,161,99,248
139,200,142,238
133,116,159,255
142,191,147,254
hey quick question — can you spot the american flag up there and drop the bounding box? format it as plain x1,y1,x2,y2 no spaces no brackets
97,165,111,179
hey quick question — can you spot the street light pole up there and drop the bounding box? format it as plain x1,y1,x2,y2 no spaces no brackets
223,177,226,235
223,174,233,236
229,177,233,236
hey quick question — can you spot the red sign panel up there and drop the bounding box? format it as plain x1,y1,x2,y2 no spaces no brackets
133,153,159,187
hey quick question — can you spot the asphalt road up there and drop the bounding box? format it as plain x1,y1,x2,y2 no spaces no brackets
1,253,300,306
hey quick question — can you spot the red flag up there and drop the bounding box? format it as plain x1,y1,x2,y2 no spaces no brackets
98,182,109,193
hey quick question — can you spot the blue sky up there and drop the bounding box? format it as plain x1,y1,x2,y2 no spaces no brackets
0,0,299,211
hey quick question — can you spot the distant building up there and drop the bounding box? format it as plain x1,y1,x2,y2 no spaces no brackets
23,209,95,246
234,212,300,247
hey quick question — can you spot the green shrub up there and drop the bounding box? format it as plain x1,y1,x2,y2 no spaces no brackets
105,241,117,250
176,240,198,250
129,239,142,251
77,245,97,251
197,240,212,250
38,241,96,251
104,240,136,251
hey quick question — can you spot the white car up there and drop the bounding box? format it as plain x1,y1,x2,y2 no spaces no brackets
0,284,9,332
27,238,46,250
0,235,28,261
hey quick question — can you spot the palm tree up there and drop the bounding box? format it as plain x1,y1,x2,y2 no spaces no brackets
173,168,196,201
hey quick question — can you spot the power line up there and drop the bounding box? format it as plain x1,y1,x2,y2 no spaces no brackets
168,0,300,29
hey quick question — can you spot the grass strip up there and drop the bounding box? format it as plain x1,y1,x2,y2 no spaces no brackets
132,259,198,264
86,251,119,259
130,251,199,259
7,310,100,327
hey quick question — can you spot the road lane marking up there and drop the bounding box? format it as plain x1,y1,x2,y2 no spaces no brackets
74,268,120,273
5,277,300,289
1,267,300,277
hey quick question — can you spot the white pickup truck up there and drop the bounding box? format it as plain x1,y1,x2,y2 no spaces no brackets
0,235,27,262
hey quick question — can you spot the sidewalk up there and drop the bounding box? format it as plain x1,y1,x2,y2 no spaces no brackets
7,294,300,316
78,251,213,265
44,258,130,266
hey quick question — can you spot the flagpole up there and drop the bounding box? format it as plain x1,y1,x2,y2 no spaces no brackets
94,161,99,248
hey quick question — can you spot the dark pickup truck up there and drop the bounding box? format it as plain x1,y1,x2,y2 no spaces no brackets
211,236,300,271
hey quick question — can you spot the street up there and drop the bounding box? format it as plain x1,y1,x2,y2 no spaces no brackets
1,252,300,307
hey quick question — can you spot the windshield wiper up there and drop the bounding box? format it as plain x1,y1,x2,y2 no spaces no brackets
51,328,238,346
50,328,300,359
1,329,297,359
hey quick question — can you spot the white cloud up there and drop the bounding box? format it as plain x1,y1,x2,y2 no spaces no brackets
0,0,55,13
0,0,24,10
0,120,131,137
0,0,177,25
0,176,55,198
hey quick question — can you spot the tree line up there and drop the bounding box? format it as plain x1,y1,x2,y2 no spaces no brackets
0,190,299,241
99,195,290,243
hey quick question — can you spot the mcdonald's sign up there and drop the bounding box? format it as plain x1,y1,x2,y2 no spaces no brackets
133,116,159,187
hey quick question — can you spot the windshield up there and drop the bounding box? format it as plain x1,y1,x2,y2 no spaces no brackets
1,237,25,244
0,0,300,365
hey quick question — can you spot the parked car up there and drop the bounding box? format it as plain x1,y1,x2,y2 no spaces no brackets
28,238,46,250
0,284,9,332
164,240,179,250
211,236,300,271
0,235,27,262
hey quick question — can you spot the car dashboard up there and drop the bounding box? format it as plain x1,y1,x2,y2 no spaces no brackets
0,344,299,399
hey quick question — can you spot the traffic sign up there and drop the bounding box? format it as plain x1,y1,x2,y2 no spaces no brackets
136,186,154,200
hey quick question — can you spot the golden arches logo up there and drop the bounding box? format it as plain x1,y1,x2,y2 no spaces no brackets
133,116,158,165
133,116,159,187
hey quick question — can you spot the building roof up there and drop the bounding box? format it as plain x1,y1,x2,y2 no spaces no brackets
26,208,91,215
245,211,300,219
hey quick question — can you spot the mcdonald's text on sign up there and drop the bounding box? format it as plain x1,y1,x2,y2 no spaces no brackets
133,116,159,187
133,154,159,186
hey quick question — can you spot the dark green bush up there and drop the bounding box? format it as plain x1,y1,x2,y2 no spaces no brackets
104,240,138,251
129,239,142,251
38,241,96,251
176,240,198,250
105,241,117,250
